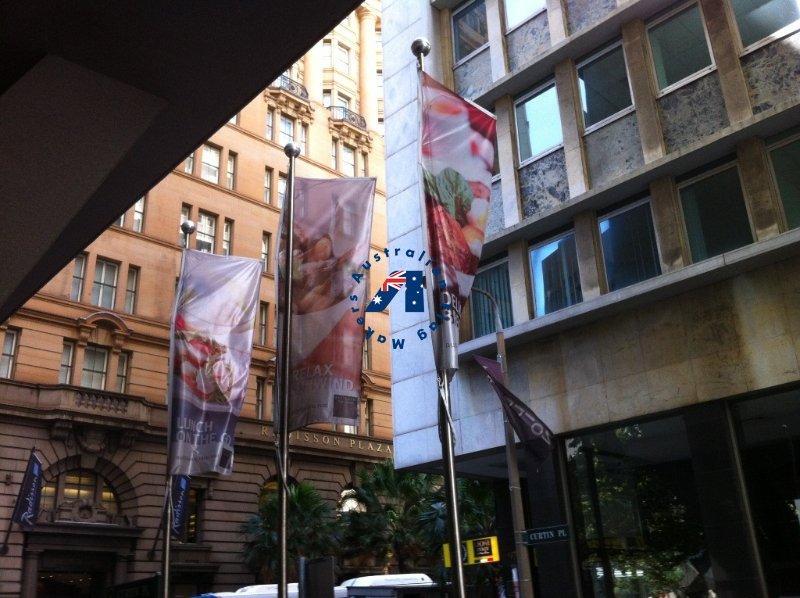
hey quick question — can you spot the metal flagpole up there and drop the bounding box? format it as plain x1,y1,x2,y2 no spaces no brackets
472,288,535,598
277,142,300,598
412,37,467,598
161,220,196,598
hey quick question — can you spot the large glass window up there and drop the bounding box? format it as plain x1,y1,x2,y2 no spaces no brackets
770,136,800,230
504,0,546,29
731,0,800,47
733,390,800,595
578,43,633,129
680,165,752,262
200,144,220,184
515,83,562,162
470,261,513,338
530,232,583,317
566,416,713,597
1,329,18,378
41,470,119,516
81,345,108,390
453,0,488,62
196,212,216,253
648,4,712,91
92,259,118,309
599,200,661,291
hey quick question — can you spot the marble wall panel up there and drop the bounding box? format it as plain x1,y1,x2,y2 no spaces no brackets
506,11,550,72
658,73,729,154
486,178,504,235
454,49,493,100
584,112,644,189
519,149,570,219
565,0,616,35
742,31,800,114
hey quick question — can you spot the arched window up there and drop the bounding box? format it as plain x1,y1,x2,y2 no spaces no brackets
40,469,121,522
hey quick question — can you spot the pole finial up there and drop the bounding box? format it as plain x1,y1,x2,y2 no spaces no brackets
411,38,431,71
180,220,196,236
284,143,301,158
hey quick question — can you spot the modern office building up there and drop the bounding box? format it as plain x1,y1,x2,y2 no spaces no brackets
0,3,389,597
383,0,800,596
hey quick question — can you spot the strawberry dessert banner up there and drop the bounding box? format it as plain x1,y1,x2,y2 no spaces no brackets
168,250,262,476
276,176,376,432
420,71,497,373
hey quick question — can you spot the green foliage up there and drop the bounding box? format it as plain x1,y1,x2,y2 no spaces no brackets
241,481,339,583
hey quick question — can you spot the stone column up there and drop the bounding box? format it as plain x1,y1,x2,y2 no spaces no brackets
574,210,605,299
303,40,323,105
485,0,507,80
494,96,521,228
737,138,782,240
622,19,666,163
649,176,689,273
699,0,752,124
357,6,378,132
554,59,589,197
21,550,42,598
546,0,569,44
507,239,533,323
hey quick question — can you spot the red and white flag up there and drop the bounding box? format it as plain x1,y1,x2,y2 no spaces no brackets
168,250,262,475
420,72,497,373
277,177,376,431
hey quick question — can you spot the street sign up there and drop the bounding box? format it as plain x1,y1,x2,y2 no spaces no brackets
523,524,569,545
443,535,500,567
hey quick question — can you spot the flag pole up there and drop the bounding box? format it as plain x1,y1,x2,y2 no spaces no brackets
277,142,301,598
412,37,467,598
160,220,196,597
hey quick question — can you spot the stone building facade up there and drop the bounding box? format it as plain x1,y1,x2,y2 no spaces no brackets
383,0,800,596
0,3,389,597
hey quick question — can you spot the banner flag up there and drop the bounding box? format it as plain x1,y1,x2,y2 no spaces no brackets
420,72,497,373
12,451,43,529
168,250,262,475
170,475,191,539
276,177,376,432
474,355,554,463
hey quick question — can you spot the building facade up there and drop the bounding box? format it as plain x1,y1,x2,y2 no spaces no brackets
383,0,800,596
0,4,389,597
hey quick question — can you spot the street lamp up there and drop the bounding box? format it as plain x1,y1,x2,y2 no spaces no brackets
470,287,535,598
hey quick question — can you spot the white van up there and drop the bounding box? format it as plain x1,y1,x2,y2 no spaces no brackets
195,582,349,597
339,574,435,587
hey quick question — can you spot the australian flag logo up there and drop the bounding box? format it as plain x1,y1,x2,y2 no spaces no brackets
365,270,424,313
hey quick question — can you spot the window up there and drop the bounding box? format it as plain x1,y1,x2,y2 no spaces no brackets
266,110,274,141
530,231,583,317
41,470,120,515
279,115,295,147
71,254,86,301
336,44,350,72
124,266,139,313
59,341,75,384
261,233,271,273
116,352,129,393
81,345,109,390
342,145,356,177
515,82,562,162
201,144,220,183
278,175,287,207
322,40,333,67
648,4,712,92
471,261,513,338
258,302,269,345
680,165,752,262
92,259,119,309
731,0,800,48
114,213,124,227
264,168,273,203
255,377,266,419
578,42,633,129
196,212,216,253
222,219,233,256
769,135,800,230
184,152,195,174
1,329,18,378
331,140,338,170
300,124,308,155
599,199,662,291
361,153,368,177
363,336,371,370
180,205,192,247
133,197,145,233
226,152,236,190
228,113,238,125
323,90,332,108
453,0,488,62
504,0,546,29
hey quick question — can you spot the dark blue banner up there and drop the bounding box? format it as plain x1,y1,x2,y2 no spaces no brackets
171,475,191,539
12,452,42,529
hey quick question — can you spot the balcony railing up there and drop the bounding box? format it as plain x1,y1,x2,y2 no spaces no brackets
269,75,309,101
327,106,367,130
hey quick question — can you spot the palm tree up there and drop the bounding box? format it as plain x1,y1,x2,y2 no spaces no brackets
241,481,340,582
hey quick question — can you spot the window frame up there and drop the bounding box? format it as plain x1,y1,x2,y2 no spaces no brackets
730,0,800,54
514,79,563,165
132,197,145,233
264,168,273,203
767,130,800,231
196,211,217,254
226,151,237,190
261,232,271,273
59,340,75,384
124,266,139,314
71,253,87,302
529,229,584,318
646,1,716,97
470,258,513,339
200,144,221,184
453,0,490,65
92,258,119,309
279,115,295,147
504,0,546,32
81,344,109,390
577,40,636,133
1,328,19,379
